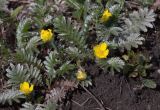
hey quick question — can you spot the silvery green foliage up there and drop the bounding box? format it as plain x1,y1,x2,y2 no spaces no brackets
20,102,36,110
56,61,75,76
6,63,42,87
118,33,145,51
124,8,156,33
44,51,59,83
6,63,28,87
16,18,31,48
54,16,86,51
65,47,81,59
26,64,42,85
118,8,155,51
107,57,125,73
0,89,25,105
26,36,41,54
97,8,155,51
17,49,43,68
80,79,92,87
96,25,123,39
65,46,90,61
97,57,125,74
44,51,75,85
16,18,40,52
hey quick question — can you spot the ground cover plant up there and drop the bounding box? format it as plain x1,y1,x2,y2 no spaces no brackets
0,0,160,110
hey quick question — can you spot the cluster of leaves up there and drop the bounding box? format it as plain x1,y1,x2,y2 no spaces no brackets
0,0,157,109
94,0,156,79
122,51,156,88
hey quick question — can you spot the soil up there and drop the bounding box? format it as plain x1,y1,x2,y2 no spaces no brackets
68,73,160,110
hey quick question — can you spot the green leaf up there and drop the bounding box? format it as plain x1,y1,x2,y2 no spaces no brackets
6,63,42,86
56,62,75,76
97,57,125,74
16,18,31,48
11,6,23,19
0,89,25,105
142,79,157,89
54,16,86,51
44,51,59,85
123,64,135,75
20,102,36,110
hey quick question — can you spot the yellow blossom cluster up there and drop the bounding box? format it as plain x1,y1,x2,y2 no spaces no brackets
100,9,112,22
40,29,53,43
20,82,34,95
76,69,87,81
93,42,109,59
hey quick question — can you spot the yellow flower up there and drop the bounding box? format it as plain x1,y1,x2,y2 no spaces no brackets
100,9,112,22
93,42,109,59
76,69,87,81
40,29,53,42
20,82,34,95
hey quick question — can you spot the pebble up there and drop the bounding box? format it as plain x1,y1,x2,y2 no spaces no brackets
158,69,160,74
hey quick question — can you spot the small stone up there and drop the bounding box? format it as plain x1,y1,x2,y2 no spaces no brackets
157,69,160,74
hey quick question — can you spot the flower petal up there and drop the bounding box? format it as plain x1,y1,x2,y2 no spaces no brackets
23,82,29,89
103,49,109,58
29,84,34,92
100,42,107,51
100,9,112,22
76,70,87,81
40,29,53,42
